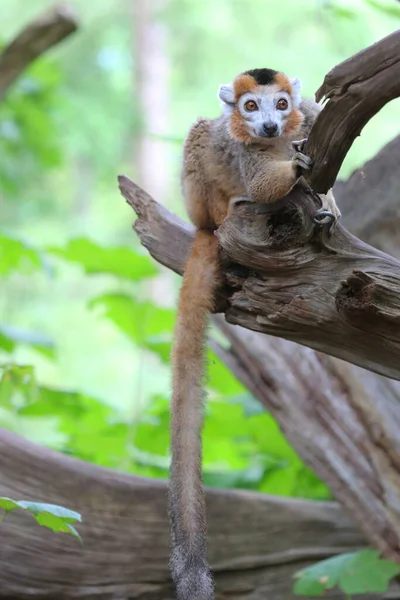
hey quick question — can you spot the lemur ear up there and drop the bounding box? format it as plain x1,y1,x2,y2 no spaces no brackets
290,77,302,108
218,84,235,110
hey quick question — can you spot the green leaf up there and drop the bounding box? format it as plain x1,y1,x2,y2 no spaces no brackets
0,331,15,353
90,293,175,346
293,550,400,597
48,238,158,281
364,0,400,17
0,364,37,409
0,497,20,512
0,325,55,358
0,234,44,275
339,550,400,595
0,497,82,539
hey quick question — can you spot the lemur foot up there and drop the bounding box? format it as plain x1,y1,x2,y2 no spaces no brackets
292,139,312,172
227,195,252,215
321,193,342,222
313,192,341,235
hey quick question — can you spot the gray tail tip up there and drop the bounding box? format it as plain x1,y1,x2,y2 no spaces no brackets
172,561,215,600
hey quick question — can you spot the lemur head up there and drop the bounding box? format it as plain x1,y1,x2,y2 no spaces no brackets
218,68,303,144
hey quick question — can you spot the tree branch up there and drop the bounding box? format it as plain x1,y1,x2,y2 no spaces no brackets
334,133,400,257
304,29,400,193
0,4,77,99
0,427,373,599
119,175,400,381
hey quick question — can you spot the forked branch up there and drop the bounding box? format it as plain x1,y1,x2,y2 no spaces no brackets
119,175,400,381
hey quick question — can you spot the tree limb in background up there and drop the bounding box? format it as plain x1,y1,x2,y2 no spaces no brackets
304,29,400,193
0,4,77,99
0,428,379,600
334,133,400,257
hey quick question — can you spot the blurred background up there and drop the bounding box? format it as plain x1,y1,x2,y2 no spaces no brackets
1,0,399,500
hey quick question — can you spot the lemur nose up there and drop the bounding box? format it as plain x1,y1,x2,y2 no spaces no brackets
263,122,278,136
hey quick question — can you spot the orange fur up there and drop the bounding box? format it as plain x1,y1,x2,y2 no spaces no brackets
229,108,254,143
233,73,258,101
275,72,292,95
284,108,304,135
169,230,219,600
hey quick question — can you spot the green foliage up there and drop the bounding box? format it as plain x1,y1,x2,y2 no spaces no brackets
0,58,64,199
0,234,45,275
293,550,400,597
0,325,55,357
48,238,158,281
1,0,398,509
0,497,82,539
364,0,400,18
90,293,175,351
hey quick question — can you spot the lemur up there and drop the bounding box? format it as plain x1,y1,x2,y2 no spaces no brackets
169,67,341,600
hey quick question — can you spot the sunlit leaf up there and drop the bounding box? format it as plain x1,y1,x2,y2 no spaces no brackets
49,238,158,281
0,234,44,275
90,294,174,346
293,550,400,597
364,0,400,17
0,325,55,358
0,497,82,539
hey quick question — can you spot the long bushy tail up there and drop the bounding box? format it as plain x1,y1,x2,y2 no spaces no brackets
169,230,219,600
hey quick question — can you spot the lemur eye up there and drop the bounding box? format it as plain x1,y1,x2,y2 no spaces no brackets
244,100,258,112
276,98,288,110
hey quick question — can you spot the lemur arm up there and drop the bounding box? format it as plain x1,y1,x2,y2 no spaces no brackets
239,148,310,204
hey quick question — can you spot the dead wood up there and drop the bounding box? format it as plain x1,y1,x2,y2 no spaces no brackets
120,175,400,381
334,133,400,257
304,29,400,193
0,4,77,99
119,168,400,565
0,428,373,600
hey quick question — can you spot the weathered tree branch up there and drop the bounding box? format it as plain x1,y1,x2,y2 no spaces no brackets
304,29,400,193
335,133,400,256
0,4,77,99
0,427,375,600
119,175,400,381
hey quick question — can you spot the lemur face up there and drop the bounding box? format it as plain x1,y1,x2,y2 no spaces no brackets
218,68,303,144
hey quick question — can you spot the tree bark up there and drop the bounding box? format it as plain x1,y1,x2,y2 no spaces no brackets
120,175,400,380
0,428,390,600
0,4,77,100
304,29,400,193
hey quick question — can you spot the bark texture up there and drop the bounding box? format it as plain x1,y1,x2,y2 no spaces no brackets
0,4,77,99
304,29,400,193
0,428,392,600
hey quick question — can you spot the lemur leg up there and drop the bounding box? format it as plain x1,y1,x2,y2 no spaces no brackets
314,190,341,234
320,189,341,222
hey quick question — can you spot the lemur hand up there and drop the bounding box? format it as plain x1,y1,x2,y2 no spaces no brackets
292,138,312,172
